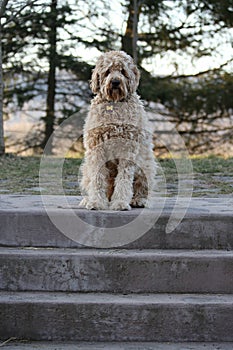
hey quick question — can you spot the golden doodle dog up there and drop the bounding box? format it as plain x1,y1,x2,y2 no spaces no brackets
80,51,156,210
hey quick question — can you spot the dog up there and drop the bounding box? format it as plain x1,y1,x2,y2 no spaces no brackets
79,50,156,210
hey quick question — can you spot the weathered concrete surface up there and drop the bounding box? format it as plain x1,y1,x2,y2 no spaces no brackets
3,342,233,349
1,248,233,293
1,292,233,342
1,195,233,344
0,195,233,249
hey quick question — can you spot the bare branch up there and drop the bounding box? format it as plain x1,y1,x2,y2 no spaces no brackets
3,0,40,26
159,58,233,80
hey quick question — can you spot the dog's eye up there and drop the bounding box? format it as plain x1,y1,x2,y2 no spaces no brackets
121,68,127,77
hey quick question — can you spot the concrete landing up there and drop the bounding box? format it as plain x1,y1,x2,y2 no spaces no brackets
0,195,232,249
1,194,232,215
2,342,233,349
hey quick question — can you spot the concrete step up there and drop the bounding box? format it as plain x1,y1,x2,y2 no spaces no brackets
1,292,233,342
0,195,233,249
1,248,233,293
3,341,233,349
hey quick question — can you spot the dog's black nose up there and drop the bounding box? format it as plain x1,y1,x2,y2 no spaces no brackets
111,79,120,88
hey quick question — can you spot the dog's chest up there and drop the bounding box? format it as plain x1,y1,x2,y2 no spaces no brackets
84,100,144,150
90,101,139,127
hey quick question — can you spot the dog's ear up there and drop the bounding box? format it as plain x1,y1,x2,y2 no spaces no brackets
90,68,100,94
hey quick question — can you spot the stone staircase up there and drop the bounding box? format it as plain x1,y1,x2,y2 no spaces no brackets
0,195,233,349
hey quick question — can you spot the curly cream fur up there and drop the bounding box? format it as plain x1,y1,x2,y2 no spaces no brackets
80,51,156,210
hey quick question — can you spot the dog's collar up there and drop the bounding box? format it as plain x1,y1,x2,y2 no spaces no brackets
105,101,127,113
106,104,114,112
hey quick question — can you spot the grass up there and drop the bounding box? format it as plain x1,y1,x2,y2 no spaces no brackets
0,154,232,196
159,155,233,174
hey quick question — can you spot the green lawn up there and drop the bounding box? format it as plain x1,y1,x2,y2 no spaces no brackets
0,154,232,196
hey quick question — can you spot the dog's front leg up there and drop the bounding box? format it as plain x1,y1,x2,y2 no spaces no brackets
109,159,135,210
80,147,110,210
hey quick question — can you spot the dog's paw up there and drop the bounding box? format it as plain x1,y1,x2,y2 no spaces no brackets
79,197,88,208
130,197,147,208
109,200,131,211
86,199,109,210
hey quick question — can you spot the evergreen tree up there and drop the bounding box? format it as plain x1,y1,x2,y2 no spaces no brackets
3,0,93,153
120,0,233,153
2,0,233,154
121,0,233,65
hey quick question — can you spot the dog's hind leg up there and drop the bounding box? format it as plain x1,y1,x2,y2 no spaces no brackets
131,168,148,208
131,146,156,208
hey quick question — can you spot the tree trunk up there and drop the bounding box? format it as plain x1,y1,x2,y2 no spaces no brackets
0,22,5,155
0,0,9,155
122,0,140,64
41,0,57,154
132,0,139,64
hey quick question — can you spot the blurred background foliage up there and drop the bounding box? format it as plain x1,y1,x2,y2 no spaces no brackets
0,0,233,156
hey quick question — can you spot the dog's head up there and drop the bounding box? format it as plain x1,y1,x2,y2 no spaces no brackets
91,51,140,102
